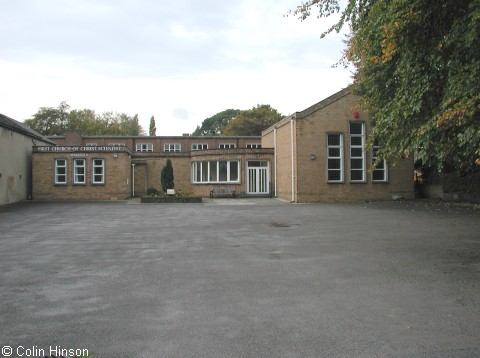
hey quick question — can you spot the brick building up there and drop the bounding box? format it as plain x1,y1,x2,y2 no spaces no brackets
31,88,413,202
262,88,413,202
32,131,272,200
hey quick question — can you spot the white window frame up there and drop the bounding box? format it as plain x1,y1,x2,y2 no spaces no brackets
349,122,366,183
73,159,86,184
326,134,343,183
372,142,388,183
219,143,235,149
164,143,181,152
192,144,208,150
246,144,261,149
55,159,67,184
92,159,105,184
192,160,240,183
136,143,153,152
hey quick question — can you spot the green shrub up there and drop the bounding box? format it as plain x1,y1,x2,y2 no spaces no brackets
442,172,480,194
174,190,194,198
161,159,174,192
145,187,159,196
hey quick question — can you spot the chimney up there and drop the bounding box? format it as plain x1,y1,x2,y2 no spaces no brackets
65,130,83,146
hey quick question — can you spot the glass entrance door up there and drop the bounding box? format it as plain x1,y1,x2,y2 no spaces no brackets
246,161,270,195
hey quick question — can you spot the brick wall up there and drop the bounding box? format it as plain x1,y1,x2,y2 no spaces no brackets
32,151,131,200
262,119,296,202
190,148,274,197
142,155,194,195
294,91,413,202
133,163,147,196
48,134,262,153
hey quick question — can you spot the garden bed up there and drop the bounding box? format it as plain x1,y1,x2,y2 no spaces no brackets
141,196,202,203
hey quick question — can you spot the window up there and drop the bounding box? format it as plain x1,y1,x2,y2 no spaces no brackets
108,143,125,147
73,159,86,184
192,161,240,183
372,141,388,182
327,134,343,183
246,144,261,149
55,159,67,184
136,143,153,152
192,144,208,150
219,143,235,149
349,122,366,182
92,159,105,184
86,143,97,147
164,143,181,152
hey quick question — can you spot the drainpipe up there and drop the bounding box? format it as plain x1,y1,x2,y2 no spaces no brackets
274,127,277,198
290,115,295,203
131,163,135,197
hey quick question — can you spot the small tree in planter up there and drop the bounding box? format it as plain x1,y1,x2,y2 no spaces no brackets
161,159,174,193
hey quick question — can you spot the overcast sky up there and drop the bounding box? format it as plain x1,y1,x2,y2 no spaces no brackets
0,0,353,135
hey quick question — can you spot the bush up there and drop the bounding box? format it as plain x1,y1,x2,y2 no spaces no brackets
174,190,194,198
442,171,480,194
161,159,174,192
145,187,159,196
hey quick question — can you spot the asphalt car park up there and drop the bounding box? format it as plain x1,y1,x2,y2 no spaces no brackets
0,199,479,357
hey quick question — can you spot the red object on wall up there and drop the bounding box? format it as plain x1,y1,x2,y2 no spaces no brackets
353,111,359,118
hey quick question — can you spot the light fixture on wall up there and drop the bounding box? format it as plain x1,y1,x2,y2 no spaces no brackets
310,154,316,160
354,111,359,118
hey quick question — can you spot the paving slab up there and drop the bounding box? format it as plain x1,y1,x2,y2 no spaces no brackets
0,200,479,358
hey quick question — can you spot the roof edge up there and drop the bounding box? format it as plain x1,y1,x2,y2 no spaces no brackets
0,113,56,145
296,87,351,119
262,86,353,136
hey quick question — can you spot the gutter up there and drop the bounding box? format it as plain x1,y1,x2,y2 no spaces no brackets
290,115,295,203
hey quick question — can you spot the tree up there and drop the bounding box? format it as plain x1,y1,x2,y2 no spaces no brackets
192,109,240,136
24,101,70,136
222,105,283,136
161,159,174,192
24,102,146,136
68,109,102,134
149,116,157,136
290,0,480,173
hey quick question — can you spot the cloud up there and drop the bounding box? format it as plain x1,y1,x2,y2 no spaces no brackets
0,0,353,136
173,107,190,121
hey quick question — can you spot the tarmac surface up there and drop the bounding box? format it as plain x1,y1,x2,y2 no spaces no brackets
0,199,479,358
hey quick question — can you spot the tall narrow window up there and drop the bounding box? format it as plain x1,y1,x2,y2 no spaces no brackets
73,159,86,184
349,122,365,182
230,161,239,181
209,161,217,181
92,159,105,184
201,162,208,182
327,134,343,183
55,159,67,184
372,141,388,182
219,161,228,181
